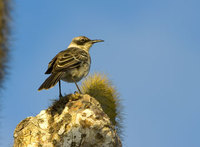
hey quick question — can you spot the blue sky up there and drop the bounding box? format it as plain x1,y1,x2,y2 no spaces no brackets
1,0,200,146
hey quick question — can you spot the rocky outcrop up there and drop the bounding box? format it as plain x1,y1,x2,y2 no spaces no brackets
13,93,122,147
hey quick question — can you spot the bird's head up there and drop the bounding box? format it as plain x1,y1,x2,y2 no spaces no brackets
68,36,104,52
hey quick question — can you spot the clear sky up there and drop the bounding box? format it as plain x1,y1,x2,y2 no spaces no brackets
1,0,200,146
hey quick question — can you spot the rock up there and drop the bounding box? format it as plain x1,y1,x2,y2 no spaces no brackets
13,93,122,147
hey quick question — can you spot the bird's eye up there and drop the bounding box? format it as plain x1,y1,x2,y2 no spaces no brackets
81,38,86,42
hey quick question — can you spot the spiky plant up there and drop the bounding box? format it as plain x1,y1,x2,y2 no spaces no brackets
0,0,10,88
80,73,123,137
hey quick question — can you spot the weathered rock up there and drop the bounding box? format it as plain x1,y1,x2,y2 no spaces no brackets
13,94,122,147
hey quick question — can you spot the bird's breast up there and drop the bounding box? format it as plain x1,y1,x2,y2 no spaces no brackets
61,59,91,83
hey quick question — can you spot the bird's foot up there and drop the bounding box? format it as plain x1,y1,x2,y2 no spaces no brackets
59,94,63,99
74,90,82,94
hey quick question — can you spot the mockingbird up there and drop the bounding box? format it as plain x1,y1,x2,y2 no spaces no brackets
38,36,103,97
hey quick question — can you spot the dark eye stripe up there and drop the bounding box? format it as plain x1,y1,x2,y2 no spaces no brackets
74,38,90,45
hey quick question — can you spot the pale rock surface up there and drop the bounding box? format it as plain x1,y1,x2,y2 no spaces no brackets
13,94,122,147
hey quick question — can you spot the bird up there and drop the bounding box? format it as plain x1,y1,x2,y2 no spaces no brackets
38,36,104,97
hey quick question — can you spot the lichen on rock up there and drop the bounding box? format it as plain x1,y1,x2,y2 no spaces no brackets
13,94,122,147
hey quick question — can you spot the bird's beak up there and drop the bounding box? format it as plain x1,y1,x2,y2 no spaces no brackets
91,39,104,44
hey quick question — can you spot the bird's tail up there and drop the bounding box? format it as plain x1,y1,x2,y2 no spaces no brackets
38,72,63,91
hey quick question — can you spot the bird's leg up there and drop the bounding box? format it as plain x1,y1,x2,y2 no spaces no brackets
72,78,82,94
59,80,63,98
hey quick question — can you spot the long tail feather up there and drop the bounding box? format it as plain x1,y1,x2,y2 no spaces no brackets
38,72,63,91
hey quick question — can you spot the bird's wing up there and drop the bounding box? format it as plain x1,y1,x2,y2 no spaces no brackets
45,51,65,74
53,47,89,72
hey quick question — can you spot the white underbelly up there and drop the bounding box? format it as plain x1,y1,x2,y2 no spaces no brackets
61,64,90,83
